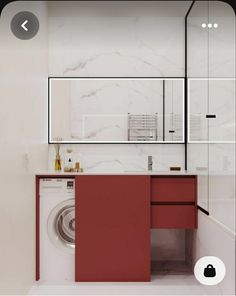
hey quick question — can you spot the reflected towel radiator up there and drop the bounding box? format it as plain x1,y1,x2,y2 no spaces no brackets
128,113,158,141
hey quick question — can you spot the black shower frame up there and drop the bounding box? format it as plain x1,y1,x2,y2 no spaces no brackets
185,1,210,216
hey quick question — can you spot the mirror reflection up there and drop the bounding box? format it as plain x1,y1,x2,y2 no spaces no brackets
49,78,184,143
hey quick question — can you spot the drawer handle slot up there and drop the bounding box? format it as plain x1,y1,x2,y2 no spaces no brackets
206,114,216,118
151,201,195,206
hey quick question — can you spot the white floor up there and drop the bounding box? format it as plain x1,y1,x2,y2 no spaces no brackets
28,274,222,295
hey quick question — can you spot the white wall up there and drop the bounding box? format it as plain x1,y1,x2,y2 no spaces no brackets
0,1,48,294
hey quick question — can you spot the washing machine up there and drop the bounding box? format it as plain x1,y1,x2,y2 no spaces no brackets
40,178,75,283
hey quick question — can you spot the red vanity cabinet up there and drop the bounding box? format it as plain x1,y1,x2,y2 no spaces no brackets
36,174,197,282
75,175,151,282
151,176,197,229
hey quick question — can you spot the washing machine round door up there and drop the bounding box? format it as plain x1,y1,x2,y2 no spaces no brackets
47,198,75,254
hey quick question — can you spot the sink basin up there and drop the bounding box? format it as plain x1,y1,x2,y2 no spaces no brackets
123,170,186,175
124,170,160,174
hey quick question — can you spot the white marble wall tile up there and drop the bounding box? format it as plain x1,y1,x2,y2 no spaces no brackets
48,143,185,173
48,17,185,77
188,16,208,78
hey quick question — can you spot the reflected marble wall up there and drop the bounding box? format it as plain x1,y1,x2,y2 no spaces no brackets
70,79,163,141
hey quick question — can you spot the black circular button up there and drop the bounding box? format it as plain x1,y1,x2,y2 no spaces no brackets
11,11,39,40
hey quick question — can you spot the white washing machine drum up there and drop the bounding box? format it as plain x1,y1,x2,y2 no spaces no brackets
48,198,75,254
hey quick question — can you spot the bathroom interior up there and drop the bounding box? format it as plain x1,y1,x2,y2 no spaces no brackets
0,0,235,295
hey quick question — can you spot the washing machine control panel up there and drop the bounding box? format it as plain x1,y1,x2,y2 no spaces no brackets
67,180,74,189
40,178,75,195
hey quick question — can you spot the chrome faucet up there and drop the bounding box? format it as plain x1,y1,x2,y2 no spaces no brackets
148,155,153,171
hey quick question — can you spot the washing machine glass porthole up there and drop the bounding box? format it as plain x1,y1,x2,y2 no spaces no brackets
47,199,75,254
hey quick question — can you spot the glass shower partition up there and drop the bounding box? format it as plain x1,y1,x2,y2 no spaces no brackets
187,1,235,232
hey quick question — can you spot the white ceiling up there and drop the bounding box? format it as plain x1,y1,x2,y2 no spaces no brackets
189,1,234,17
48,1,193,17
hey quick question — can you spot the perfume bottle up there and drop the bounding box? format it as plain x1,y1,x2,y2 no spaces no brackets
55,154,62,171
54,137,62,172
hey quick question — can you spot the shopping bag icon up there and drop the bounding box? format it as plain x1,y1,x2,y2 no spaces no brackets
204,264,216,277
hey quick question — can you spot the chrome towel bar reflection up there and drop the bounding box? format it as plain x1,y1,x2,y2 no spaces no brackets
128,113,158,141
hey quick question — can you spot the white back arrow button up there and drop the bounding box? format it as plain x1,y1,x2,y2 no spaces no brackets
21,20,28,31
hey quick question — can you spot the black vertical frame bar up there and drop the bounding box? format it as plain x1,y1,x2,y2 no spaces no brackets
163,80,165,142
184,1,195,171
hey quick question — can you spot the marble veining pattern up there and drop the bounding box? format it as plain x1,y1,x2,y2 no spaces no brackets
49,17,185,77
70,79,163,141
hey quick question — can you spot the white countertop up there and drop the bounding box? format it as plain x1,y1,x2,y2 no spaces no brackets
36,171,197,176
36,171,235,176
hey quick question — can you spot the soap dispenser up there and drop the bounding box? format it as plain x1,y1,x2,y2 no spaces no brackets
64,149,74,172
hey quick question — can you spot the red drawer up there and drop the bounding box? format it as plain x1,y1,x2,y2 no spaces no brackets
151,177,196,202
151,205,197,229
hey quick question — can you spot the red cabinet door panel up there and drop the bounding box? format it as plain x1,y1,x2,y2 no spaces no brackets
75,175,150,282
151,205,197,229
151,176,197,202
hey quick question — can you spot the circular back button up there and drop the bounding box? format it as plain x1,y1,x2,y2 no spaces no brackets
11,11,39,40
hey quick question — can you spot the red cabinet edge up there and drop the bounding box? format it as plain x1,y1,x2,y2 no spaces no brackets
36,176,40,281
